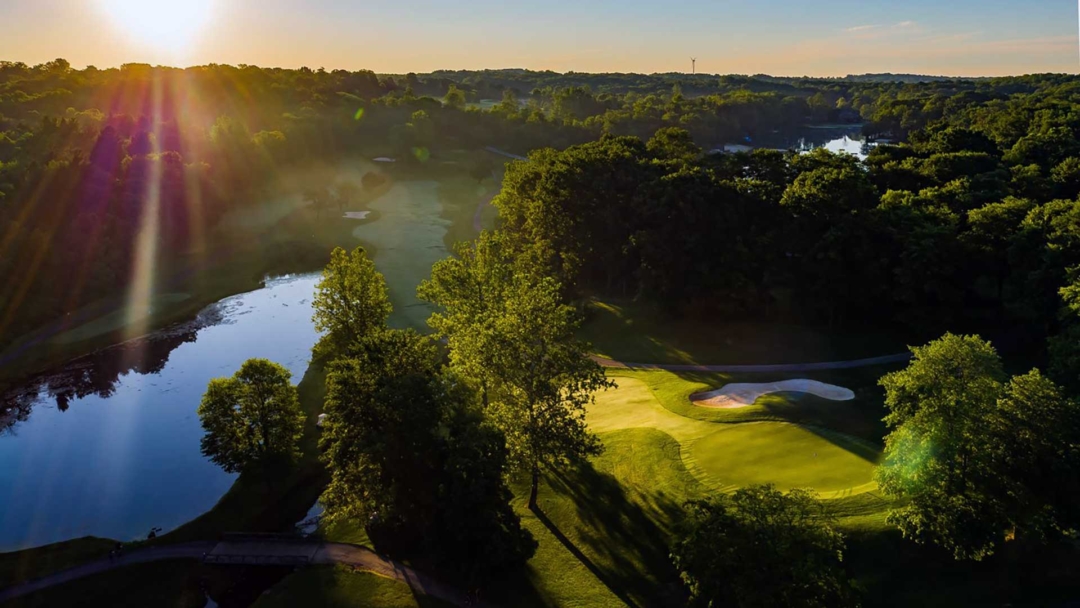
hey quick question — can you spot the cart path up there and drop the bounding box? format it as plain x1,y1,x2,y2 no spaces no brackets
592,352,912,373
0,539,479,606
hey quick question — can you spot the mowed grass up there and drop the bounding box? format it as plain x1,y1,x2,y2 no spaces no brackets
607,367,896,443
590,375,881,499
687,423,878,495
581,299,912,365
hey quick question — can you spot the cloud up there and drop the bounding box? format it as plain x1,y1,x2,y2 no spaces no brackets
894,21,917,28
845,24,880,32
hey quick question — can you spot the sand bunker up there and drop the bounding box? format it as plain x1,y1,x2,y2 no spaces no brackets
691,379,855,409
343,211,371,220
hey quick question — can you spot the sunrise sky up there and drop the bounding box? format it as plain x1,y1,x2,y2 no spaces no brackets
0,0,1076,76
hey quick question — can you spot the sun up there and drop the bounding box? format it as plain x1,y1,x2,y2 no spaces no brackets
97,0,215,55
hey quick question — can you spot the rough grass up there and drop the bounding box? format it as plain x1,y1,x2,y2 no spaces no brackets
580,298,910,365
0,537,114,588
254,565,455,608
0,559,206,608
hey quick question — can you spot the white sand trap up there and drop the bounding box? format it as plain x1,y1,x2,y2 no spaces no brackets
691,379,855,409
343,211,371,220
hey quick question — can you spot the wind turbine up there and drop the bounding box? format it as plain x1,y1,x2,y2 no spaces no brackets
691,58,697,75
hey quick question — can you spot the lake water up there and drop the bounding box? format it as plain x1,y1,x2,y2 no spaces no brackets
0,273,320,551
742,127,874,160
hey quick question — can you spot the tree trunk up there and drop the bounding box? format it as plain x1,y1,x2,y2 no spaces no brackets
528,462,540,510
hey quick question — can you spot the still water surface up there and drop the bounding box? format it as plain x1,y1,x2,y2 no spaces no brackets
0,274,320,551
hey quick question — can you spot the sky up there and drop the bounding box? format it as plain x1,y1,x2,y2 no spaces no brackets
0,0,1077,76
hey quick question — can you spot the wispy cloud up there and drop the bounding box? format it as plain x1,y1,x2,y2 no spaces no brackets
845,24,880,32
895,20,917,28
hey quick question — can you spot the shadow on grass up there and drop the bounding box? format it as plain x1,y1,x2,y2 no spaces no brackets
847,528,1080,607
581,299,913,367
539,461,687,608
529,505,640,608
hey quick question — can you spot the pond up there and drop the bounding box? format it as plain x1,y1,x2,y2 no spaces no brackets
735,126,876,160
0,273,321,551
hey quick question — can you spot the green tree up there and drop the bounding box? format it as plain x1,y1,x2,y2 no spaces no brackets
443,84,467,109
671,485,855,608
1049,269,1080,392
495,88,519,115
320,329,535,585
878,333,1080,559
419,231,611,508
197,358,304,475
311,246,392,360
876,334,1007,559
419,231,515,408
646,127,700,160
962,197,1034,303
992,370,1080,537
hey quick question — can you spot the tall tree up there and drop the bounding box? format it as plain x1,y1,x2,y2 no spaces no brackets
876,334,1007,559
319,328,535,584
419,231,611,508
877,333,1080,559
443,84,467,109
197,358,305,475
671,485,855,608
311,246,392,360
1049,269,1080,393
992,370,1080,538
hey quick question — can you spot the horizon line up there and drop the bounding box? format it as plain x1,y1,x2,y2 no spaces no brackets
1,57,1072,80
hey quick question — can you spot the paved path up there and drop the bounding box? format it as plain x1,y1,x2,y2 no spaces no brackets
484,146,527,161
593,352,912,373
0,540,477,606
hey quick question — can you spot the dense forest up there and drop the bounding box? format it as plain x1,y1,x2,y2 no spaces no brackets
1,60,1079,369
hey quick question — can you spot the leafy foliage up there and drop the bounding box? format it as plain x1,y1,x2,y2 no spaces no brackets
197,358,304,475
420,230,612,507
319,328,535,586
671,485,855,608
311,246,392,360
877,334,1080,559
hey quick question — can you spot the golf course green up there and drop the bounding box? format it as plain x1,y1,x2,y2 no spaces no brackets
589,377,880,499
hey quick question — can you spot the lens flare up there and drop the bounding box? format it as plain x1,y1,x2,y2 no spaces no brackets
96,0,215,55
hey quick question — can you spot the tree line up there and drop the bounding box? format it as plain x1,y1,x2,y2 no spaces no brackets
2,62,1077,353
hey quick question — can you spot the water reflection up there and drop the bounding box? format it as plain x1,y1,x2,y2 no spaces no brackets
0,274,320,550
2,326,200,433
